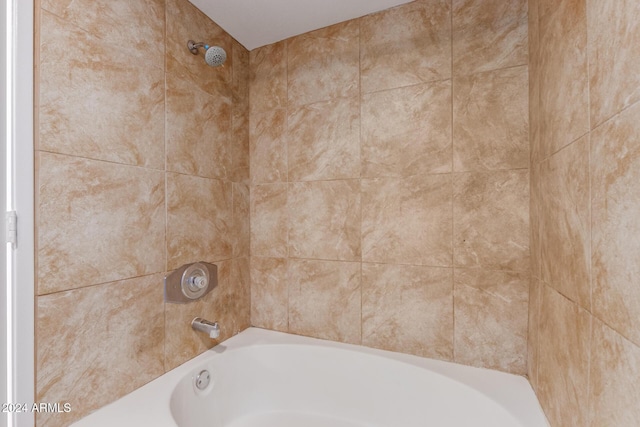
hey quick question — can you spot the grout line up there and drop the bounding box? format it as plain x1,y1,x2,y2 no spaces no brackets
450,0,456,363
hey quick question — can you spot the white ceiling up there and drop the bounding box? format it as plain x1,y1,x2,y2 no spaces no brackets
188,0,414,51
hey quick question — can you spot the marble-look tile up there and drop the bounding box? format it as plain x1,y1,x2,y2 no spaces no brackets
250,41,287,113
539,137,590,309
251,257,288,332
591,102,640,346
36,274,164,427
39,11,164,168
360,0,451,94
453,66,529,171
528,0,542,165
288,259,361,344
165,0,232,97
528,278,542,389
530,163,541,279
588,0,640,128
287,21,359,106
538,0,589,158
166,173,232,270
165,73,232,179
288,97,360,181
41,0,164,68
37,153,165,295
288,181,361,261
361,81,452,178
362,175,452,266
165,259,250,370
250,109,287,183
250,184,288,258
588,320,640,426
230,41,250,184
232,182,250,258
452,0,528,76
362,263,453,360
453,170,529,271
537,284,591,427
454,269,528,374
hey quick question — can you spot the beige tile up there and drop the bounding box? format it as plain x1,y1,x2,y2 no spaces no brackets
166,173,232,270
288,181,361,261
528,0,542,165
164,259,250,370
287,21,359,106
165,73,232,179
454,170,529,271
452,0,528,76
588,0,640,128
251,257,288,332
360,0,451,94
250,184,288,258
288,259,361,344
530,163,541,279
591,102,640,346
528,278,542,389
165,0,232,97
232,182,250,258
36,274,164,427
362,175,452,266
537,284,591,427
361,81,452,178
538,0,589,158
230,42,250,184
362,263,453,360
39,11,164,168
588,320,640,427
250,109,287,183
37,153,165,295
288,97,360,181
41,0,164,68
454,269,528,374
453,66,529,172
539,137,590,309
250,41,287,113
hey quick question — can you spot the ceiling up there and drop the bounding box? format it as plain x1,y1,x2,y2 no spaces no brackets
188,0,414,51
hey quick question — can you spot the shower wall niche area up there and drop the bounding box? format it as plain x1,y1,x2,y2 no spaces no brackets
34,0,250,425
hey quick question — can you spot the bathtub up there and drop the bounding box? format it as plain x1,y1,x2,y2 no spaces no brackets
72,327,549,427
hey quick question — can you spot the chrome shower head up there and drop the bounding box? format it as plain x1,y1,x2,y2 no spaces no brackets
187,40,227,67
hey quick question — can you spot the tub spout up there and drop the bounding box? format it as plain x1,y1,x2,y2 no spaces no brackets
191,317,220,339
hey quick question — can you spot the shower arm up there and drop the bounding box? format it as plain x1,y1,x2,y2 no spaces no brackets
188,40,207,55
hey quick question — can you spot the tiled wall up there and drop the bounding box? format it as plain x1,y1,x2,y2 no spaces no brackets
34,0,250,425
528,0,640,425
250,0,530,374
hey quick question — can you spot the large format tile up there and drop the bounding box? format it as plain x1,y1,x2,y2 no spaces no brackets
288,259,361,344
39,11,164,168
230,41,250,184
250,109,287,184
37,153,165,295
288,180,361,261
453,170,529,271
250,184,288,258
166,173,232,270
587,0,640,128
362,175,452,266
250,257,288,332
588,320,640,426
360,0,451,94
232,182,250,258
288,97,360,181
287,21,359,106
249,42,287,113
362,263,453,360
36,274,164,427
528,278,542,389
165,73,232,179
538,0,589,158
361,81,452,178
539,137,590,309
452,0,528,76
537,284,591,427
454,269,528,374
591,102,640,346
453,66,529,172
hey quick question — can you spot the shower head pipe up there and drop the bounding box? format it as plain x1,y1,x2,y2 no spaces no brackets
187,39,227,67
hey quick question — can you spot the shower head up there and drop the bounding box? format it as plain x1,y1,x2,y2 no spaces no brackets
187,40,227,67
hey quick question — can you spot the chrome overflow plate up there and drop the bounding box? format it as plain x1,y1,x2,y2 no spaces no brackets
164,262,218,304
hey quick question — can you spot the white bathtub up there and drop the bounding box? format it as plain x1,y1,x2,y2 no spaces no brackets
72,328,549,427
